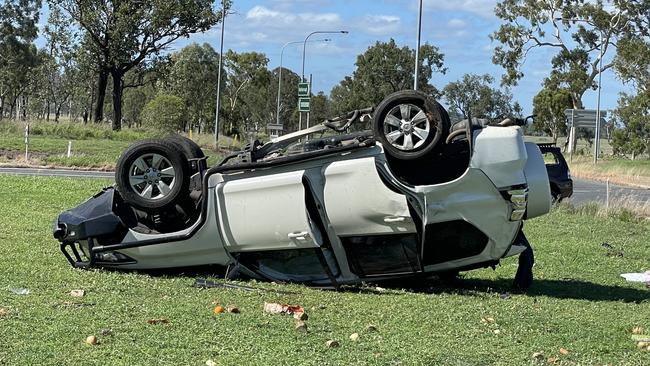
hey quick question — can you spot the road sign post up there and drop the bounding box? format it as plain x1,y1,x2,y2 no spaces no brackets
564,109,607,161
298,82,310,97
298,97,310,112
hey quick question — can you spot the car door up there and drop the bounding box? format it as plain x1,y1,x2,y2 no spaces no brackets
216,170,322,252
322,156,416,236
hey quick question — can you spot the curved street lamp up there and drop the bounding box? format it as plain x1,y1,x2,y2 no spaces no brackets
299,30,349,131
276,39,331,126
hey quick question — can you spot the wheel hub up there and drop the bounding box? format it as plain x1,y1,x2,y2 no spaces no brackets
383,103,432,151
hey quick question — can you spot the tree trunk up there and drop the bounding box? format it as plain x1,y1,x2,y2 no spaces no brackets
94,69,109,123
111,69,123,131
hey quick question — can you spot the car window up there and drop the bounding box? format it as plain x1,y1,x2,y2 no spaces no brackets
542,152,559,166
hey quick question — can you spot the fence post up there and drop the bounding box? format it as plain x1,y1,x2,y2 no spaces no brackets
67,141,72,158
606,179,610,212
24,124,29,161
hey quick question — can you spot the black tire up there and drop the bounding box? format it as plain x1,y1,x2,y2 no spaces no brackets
115,139,190,211
165,134,205,171
373,90,450,160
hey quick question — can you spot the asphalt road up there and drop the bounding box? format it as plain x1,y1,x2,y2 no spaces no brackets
0,167,113,179
569,178,650,206
1,167,648,206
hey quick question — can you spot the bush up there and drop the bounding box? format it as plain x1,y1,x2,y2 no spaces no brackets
0,121,156,141
140,94,186,132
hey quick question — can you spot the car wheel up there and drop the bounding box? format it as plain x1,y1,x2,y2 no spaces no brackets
165,134,205,171
373,90,450,160
115,139,190,211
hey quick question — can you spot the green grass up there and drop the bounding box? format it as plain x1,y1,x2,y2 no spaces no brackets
1,175,649,365
0,121,228,169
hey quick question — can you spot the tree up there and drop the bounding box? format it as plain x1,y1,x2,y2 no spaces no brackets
167,43,219,133
310,92,331,126
612,92,650,159
330,39,445,114
491,0,642,109
532,87,572,143
51,0,225,130
221,50,271,136
442,73,521,122
270,67,300,132
140,94,186,132
0,0,41,119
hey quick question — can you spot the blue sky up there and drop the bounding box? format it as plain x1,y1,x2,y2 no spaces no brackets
39,0,633,115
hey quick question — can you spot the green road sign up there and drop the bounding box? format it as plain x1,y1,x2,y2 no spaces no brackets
298,97,310,112
298,82,310,97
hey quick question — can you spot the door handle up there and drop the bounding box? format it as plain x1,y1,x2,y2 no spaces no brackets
384,216,406,223
288,231,310,240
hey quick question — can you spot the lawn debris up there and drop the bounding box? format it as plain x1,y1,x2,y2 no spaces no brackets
632,326,644,334
493,329,501,334
481,317,496,324
213,306,225,314
326,340,340,348
205,360,217,366
559,347,569,355
194,278,297,295
602,242,624,257
147,318,170,325
226,305,240,314
85,335,98,345
499,292,511,300
547,356,559,364
350,333,360,342
99,328,112,336
0,307,8,317
293,311,308,321
531,352,543,360
295,321,308,333
69,289,85,297
365,324,378,332
637,341,648,349
263,302,306,319
9,287,30,295
621,272,650,283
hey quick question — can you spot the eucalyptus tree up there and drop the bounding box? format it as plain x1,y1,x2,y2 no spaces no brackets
50,0,226,130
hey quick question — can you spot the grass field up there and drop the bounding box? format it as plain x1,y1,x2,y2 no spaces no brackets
0,175,649,365
0,122,232,169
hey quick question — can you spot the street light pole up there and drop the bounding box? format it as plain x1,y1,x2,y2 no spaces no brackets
594,30,604,164
214,0,226,146
276,39,330,127
299,30,348,131
414,0,423,91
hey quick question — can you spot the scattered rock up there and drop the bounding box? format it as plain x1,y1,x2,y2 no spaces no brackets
85,335,98,345
350,333,360,342
493,329,501,334
295,321,308,333
365,324,378,332
559,347,569,355
326,340,340,348
147,318,169,325
0,308,8,317
531,352,543,360
99,328,112,336
226,305,239,314
9,288,30,295
547,356,559,364
213,306,225,314
205,360,217,366
70,289,85,297
637,341,649,349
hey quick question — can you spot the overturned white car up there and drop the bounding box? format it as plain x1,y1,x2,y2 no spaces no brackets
53,91,551,289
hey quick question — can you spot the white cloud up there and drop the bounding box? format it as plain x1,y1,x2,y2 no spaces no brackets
423,0,497,18
359,15,402,35
447,18,467,29
245,5,342,28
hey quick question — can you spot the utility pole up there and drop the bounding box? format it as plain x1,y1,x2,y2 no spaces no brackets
594,30,603,164
214,1,226,146
413,0,423,91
